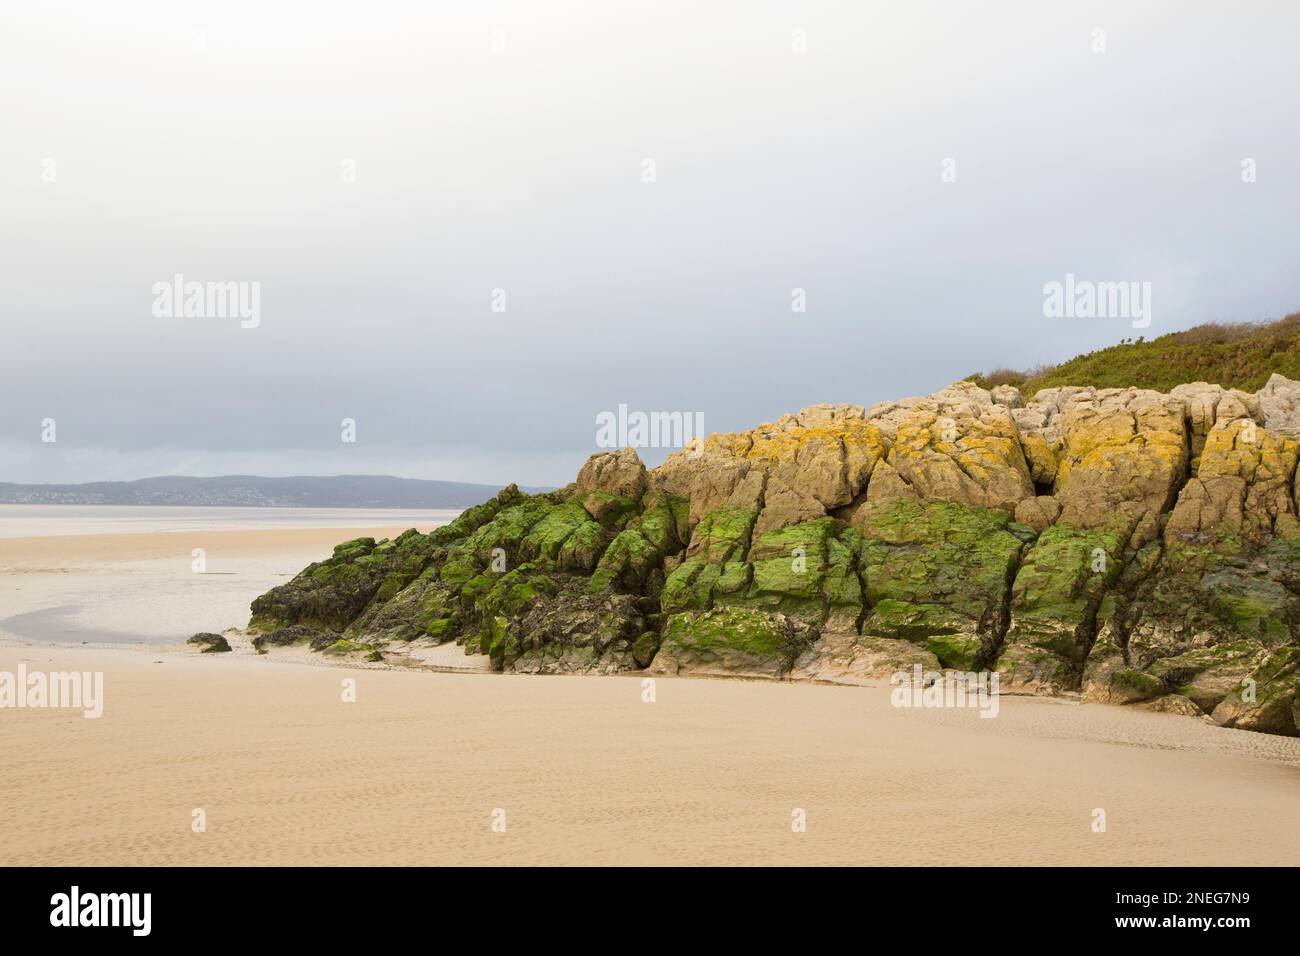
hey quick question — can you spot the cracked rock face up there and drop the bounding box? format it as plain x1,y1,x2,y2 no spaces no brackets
247,375,1300,737
1052,388,1189,546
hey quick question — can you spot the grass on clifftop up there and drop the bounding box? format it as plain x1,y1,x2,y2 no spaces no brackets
968,312,1300,397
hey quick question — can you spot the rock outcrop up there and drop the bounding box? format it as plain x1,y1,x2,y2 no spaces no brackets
246,376,1300,738
187,632,231,653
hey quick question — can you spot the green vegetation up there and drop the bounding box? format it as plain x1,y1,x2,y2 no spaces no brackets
661,607,793,657
187,632,231,653
323,638,378,656
968,312,1300,396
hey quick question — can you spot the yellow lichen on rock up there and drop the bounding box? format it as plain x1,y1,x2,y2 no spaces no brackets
1165,418,1299,544
1051,389,1188,544
877,402,1034,513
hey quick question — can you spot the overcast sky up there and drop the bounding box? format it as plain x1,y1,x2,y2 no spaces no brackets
2,0,1299,487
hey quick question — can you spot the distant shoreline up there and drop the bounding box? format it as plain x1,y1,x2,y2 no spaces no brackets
0,517,454,645
0,475,553,509
0,502,476,509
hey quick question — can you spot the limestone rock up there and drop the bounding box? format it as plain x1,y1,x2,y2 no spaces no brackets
862,459,918,507
251,526,438,632
1170,381,1267,468
752,474,825,539
999,523,1133,694
576,447,648,501
1052,388,1188,545
1209,647,1299,734
1014,496,1060,533
858,499,1027,671
575,448,647,524
875,384,1034,512
500,578,648,675
660,405,884,510
242,376,1300,738
990,384,1023,408
251,624,340,653
1255,373,1300,439
187,632,231,653
1165,419,1299,545
1133,694,1214,720
791,631,941,684
650,607,808,679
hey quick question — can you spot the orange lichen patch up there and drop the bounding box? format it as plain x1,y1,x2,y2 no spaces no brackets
742,421,887,467
1198,420,1298,483
885,414,1035,512
1164,420,1300,545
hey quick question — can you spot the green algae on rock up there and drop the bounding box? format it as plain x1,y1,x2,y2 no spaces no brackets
187,632,231,653
242,379,1300,737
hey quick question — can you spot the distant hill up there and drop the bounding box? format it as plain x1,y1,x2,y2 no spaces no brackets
0,475,552,508
968,311,1300,397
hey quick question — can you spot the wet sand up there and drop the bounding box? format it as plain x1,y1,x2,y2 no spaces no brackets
0,521,441,645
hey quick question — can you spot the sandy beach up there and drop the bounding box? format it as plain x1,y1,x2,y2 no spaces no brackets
2,643,1298,866
2,508,1298,867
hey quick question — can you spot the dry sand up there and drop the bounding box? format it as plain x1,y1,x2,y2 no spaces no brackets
2,512,1298,866
2,643,1298,866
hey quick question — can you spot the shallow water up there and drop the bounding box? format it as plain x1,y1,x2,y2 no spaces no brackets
0,506,457,644
0,505,460,538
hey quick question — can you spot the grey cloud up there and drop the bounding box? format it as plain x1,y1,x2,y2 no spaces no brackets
2,0,1298,486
